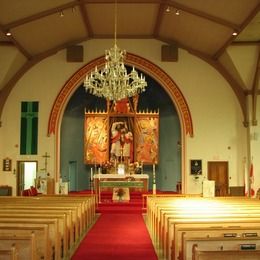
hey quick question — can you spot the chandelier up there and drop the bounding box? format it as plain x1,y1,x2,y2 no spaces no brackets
84,1,147,102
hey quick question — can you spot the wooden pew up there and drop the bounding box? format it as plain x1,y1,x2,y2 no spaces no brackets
0,202,81,247
0,233,36,260
41,195,96,229
0,223,50,259
0,218,60,260
1,194,96,230
0,244,17,260
146,196,260,260
192,243,260,260
179,225,260,260
0,194,97,259
0,209,73,254
0,195,96,239
184,235,260,260
147,196,258,239
160,208,260,259
0,212,68,259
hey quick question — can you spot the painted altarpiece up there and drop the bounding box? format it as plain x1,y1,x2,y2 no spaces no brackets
84,97,159,165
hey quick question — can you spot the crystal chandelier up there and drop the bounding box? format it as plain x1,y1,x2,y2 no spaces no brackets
84,0,147,102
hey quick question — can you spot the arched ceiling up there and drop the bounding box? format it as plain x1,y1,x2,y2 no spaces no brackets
0,0,259,123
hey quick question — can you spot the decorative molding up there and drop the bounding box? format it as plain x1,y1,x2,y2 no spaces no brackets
48,53,193,137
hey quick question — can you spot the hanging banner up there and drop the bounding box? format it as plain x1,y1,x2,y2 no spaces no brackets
20,101,38,155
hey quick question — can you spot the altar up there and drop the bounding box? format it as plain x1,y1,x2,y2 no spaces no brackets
93,174,149,194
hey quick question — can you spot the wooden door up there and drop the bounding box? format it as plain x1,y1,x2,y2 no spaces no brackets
208,161,229,196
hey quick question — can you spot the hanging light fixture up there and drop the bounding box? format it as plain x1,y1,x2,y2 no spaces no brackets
84,0,147,102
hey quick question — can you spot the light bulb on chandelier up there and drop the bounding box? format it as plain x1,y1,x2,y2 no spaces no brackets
84,0,147,102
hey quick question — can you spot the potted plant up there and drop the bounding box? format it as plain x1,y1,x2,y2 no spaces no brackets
115,188,125,201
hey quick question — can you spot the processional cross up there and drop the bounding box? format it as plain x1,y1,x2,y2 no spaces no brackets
42,152,50,174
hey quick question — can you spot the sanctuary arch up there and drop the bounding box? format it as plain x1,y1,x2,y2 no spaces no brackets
48,53,193,192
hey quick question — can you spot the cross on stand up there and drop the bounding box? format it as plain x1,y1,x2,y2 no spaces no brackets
42,152,50,175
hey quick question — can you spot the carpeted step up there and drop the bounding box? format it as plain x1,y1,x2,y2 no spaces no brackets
96,206,146,214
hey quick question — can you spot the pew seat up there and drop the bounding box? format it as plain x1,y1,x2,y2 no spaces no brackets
184,236,260,260
146,196,260,260
192,244,260,260
0,233,36,259
0,194,96,259
0,245,17,260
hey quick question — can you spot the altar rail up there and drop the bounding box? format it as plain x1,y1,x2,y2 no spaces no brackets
94,174,149,193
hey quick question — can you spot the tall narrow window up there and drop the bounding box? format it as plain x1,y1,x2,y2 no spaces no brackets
20,101,38,154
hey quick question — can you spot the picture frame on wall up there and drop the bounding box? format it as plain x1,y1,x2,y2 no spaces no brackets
190,159,202,175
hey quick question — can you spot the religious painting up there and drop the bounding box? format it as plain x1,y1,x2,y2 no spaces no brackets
84,98,159,165
84,115,109,164
109,117,134,163
190,159,202,175
135,115,159,164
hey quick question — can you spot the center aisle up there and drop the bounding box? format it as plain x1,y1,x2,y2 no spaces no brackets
71,213,158,260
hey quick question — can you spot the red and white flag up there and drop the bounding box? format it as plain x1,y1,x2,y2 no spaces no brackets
249,161,255,197
244,160,249,196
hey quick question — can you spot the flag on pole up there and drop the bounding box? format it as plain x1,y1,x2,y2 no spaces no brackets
249,161,255,197
244,160,249,196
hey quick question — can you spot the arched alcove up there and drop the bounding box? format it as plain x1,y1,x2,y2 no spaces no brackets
48,53,193,192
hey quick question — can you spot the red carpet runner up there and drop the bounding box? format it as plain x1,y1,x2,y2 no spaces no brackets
71,213,158,260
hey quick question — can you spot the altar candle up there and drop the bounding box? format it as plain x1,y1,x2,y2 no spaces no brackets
90,168,93,181
152,163,156,194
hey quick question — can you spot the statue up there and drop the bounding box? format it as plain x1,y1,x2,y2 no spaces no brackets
110,121,133,163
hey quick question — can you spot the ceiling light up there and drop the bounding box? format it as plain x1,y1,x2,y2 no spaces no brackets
232,31,238,36
60,11,64,17
166,6,170,13
6,31,11,36
175,10,180,15
84,0,147,102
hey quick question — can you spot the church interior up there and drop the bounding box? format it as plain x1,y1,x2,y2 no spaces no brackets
0,0,260,259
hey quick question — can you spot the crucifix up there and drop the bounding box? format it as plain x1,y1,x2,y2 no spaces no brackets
42,152,50,174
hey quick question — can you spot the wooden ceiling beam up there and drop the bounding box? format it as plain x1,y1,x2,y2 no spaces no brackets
0,23,31,59
0,41,14,46
232,41,260,46
213,3,260,59
153,1,167,37
91,34,153,39
165,0,240,30
3,1,79,30
78,0,93,37
0,35,91,120
157,35,248,126
251,46,260,126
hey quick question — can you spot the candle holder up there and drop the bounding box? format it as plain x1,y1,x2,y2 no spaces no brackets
152,163,156,195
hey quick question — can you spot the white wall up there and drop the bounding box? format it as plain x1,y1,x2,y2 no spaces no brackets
0,39,253,195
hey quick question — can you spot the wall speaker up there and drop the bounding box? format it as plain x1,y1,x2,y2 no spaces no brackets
161,44,178,62
66,45,83,62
